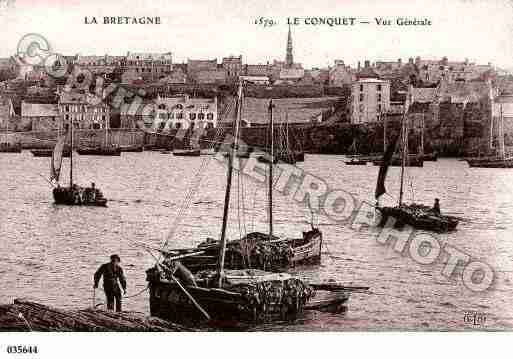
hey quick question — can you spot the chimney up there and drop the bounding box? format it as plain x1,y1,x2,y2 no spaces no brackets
398,58,402,64
357,61,361,71
364,60,370,68
408,57,414,64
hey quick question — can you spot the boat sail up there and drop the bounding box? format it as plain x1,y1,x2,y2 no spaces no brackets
145,81,345,326
345,139,367,165
375,113,458,233
52,118,108,206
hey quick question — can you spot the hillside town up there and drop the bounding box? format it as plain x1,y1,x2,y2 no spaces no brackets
1,26,512,156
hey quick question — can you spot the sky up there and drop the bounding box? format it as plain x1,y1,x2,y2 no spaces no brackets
1,0,513,69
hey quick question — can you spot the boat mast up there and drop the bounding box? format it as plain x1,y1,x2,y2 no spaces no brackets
268,99,274,239
398,113,407,206
383,111,387,153
217,80,243,287
105,109,108,148
420,112,425,156
499,104,505,160
69,115,74,187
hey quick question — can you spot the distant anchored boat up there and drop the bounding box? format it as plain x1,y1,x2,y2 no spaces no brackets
77,145,121,156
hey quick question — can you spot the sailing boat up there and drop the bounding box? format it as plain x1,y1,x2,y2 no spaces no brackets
145,82,346,326
345,139,367,165
77,116,121,156
374,114,458,233
52,118,108,207
466,92,513,168
0,119,21,153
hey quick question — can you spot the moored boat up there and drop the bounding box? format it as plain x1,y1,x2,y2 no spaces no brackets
0,142,22,153
77,146,121,156
31,147,71,157
173,149,201,156
119,145,143,152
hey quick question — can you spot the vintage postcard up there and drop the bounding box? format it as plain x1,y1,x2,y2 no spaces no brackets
0,0,512,356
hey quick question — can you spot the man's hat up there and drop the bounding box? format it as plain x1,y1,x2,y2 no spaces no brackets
110,254,121,262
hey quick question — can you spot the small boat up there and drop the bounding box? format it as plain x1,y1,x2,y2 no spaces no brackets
344,140,367,165
374,114,458,233
422,152,438,161
373,155,424,167
160,149,172,154
166,229,322,273
173,149,201,156
119,145,143,152
77,146,121,156
0,142,22,153
31,147,71,157
51,121,108,207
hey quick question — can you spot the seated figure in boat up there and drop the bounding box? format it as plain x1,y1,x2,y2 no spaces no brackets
431,198,441,216
84,182,104,203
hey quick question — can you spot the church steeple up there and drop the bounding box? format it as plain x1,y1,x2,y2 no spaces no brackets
286,24,293,67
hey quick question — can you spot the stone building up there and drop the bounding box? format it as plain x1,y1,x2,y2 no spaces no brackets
153,94,218,131
125,52,173,80
329,60,355,86
21,102,60,131
222,56,243,83
59,92,110,129
351,78,391,124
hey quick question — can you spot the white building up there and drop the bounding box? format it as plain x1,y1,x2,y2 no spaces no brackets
351,78,390,124
153,94,218,131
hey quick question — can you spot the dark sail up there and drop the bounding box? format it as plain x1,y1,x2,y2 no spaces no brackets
50,135,65,182
375,135,398,199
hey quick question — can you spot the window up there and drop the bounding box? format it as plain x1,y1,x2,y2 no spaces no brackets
189,113,196,121
378,94,382,102
176,104,183,109
169,113,174,119
377,84,382,91
206,112,214,120
177,112,183,119
175,122,182,129
360,84,363,92
359,94,364,102
198,113,205,120
206,122,214,130
378,104,382,112
158,104,166,110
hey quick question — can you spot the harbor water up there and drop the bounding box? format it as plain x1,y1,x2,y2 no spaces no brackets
1,151,513,330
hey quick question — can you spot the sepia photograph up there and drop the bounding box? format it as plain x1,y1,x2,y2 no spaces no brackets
0,0,512,357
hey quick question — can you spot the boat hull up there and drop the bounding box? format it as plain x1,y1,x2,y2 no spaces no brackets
119,146,143,152
377,206,458,233
0,143,22,153
30,149,71,157
77,147,121,156
373,157,424,167
146,269,324,326
467,158,513,168
173,149,201,156
53,186,107,207
345,159,367,165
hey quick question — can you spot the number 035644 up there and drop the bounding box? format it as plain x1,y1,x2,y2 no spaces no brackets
6,345,38,354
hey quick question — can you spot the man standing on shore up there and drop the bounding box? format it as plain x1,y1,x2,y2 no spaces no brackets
93,254,127,312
